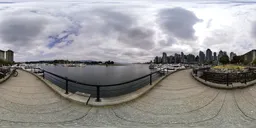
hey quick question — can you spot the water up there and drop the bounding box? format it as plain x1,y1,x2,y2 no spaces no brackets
40,64,161,97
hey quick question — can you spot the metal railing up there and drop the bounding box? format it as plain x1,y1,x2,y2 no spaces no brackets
30,67,173,102
193,67,256,86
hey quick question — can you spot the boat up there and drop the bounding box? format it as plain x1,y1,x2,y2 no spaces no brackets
149,64,155,69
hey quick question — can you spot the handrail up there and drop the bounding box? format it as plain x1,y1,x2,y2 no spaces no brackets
193,67,256,86
35,68,162,87
33,67,170,101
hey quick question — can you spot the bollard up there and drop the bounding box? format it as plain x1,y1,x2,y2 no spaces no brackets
150,73,152,85
65,77,69,94
96,86,101,102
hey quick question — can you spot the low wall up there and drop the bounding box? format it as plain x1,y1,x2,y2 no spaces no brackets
0,71,13,84
191,71,256,89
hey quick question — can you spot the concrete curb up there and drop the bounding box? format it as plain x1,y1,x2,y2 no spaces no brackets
191,71,256,89
21,69,90,106
88,69,186,106
23,68,185,107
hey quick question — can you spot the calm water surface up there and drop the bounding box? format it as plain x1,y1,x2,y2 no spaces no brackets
41,64,155,85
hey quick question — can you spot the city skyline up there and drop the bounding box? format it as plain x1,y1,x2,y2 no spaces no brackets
153,48,240,64
0,0,256,62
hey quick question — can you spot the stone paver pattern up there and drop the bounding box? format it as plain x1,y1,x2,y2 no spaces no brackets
2,69,256,127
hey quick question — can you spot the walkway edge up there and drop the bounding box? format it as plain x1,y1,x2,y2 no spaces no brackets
88,69,185,106
191,71,256,89
22,69,90,106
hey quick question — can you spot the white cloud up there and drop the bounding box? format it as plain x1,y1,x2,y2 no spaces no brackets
0,0,255,62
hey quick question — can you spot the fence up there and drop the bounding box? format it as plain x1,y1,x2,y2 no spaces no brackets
0,67,11,79
193,67,256,86
31,68,172,102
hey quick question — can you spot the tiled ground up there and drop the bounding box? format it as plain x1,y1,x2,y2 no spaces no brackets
1,69,256,128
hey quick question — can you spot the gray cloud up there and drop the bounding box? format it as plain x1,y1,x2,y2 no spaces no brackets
0,15,48,45
158,7,201,40
93,9,134,35
118,27,155,49
158,37,176,46
252,22,256,38
207,19,212,28
122,50,150,58
81,9,155,50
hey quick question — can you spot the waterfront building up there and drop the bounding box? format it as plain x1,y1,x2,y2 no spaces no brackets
187,54,195,64
223,51,227,56
240,49,256,63
167,56,174,64
206,49,212,62
5,50,14,62
158,57,162,64
162,52,168,64
181,52,184,63
154,56,158,64
218,50,224,60
174,53,181,64
213,52,217,61
154,56,161,64
195,55,199,63
0,50,4,60
230,52,236,61
199,51,205,64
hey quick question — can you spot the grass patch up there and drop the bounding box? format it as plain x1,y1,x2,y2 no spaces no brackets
213,64,245,70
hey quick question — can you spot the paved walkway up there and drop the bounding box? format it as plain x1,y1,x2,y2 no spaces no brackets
1,70,256,127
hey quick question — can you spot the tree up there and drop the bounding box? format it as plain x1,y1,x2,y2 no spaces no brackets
231,56,243,64
219,55,229,65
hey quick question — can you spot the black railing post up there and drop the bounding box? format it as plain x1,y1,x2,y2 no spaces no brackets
245,73,247,84
150,73,152,85
65,77,69,94
96,86,101,102
205,72,207,82
42,70,45,79
226,73,229,86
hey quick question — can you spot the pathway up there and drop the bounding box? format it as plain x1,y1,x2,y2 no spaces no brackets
1,69,256,127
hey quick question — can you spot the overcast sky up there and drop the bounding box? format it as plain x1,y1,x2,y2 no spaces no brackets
0,0,256,62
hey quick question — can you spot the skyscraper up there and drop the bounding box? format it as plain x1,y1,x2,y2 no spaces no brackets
154,56,159,64
230,52,236,61
5,50,14,62
187,54,195,63
213,52,217,61
162,52,168,64
158,57,162,64
199,51,205,64
0,50,4,60
174,53,181,64
218,50,224,60
206,49,212,62
195,55,199,63
181,52,184,63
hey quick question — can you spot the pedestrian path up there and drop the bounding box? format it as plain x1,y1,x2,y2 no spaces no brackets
1,69,256,127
